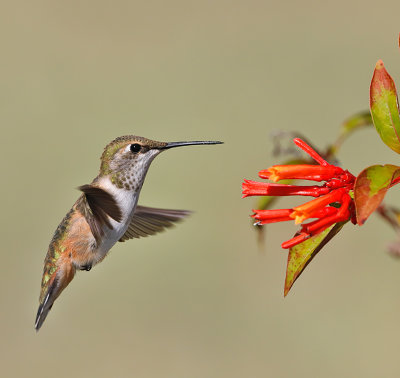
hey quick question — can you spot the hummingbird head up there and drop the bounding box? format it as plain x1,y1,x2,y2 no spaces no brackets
99,135,222,190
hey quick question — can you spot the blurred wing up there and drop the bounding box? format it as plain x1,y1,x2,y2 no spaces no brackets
119,205,191,242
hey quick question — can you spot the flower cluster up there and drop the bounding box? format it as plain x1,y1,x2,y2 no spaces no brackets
242,138,356,249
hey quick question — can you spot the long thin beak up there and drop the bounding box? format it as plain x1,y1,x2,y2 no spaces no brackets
161,140,223,149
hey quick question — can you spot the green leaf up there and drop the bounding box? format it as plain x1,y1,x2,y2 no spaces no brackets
284,222,347,296
354,164,400,225
370,60,400,154
340,111,373,135
329,111,372,155
328,111,372,157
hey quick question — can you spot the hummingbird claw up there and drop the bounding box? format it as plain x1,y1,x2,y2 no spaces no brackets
80,264,92,271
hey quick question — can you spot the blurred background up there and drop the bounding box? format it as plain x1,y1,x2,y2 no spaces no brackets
2,0,400,377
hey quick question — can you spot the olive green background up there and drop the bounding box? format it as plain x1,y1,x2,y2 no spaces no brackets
2,1,400,377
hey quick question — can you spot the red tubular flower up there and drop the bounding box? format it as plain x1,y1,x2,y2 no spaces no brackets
259,165,343,182
242,180,331,198
290,188,346,224
252,208,294,224
242,138,356,249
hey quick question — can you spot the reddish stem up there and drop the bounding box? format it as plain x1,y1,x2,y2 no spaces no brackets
390,176,400,187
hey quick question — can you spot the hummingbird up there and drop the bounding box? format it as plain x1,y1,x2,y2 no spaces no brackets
35,135,222,331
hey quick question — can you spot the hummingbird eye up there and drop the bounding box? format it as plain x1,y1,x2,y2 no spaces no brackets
130,143,142,153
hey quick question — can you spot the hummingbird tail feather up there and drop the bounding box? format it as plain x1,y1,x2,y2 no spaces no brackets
35,277,58,331
35,263,75,331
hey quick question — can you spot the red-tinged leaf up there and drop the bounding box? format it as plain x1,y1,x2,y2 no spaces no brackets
354,164,400,225
370,60,400,154
284,222,347,296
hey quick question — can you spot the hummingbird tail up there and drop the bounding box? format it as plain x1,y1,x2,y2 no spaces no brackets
35,278,57,331
35,263,75,331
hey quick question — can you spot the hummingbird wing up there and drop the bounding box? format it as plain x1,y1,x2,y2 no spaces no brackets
119,206,191,241
78,184,123,243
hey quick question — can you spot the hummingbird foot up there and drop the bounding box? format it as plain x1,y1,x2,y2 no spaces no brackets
80,264,92,271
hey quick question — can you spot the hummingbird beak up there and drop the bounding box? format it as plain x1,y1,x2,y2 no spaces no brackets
161,141,223,149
